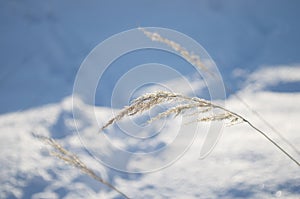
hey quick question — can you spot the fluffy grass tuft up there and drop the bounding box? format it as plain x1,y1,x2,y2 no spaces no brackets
100,91,242,132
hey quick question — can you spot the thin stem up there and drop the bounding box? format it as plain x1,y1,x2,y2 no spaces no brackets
211,104,300,167
244,120,300,167
226,86,300,156
82,169,130,199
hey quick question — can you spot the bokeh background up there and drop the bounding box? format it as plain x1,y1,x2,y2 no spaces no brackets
1,0,300,113
1,1,300,198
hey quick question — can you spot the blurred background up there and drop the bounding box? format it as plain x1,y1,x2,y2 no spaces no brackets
1,1,300,198
1,0,300,113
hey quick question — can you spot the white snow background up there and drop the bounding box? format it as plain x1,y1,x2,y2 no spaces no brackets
0,1,300,199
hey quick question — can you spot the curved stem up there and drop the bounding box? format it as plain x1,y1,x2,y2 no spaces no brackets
216,105,300,167
196,100,300,167
244,119,300,167
226,86,300,156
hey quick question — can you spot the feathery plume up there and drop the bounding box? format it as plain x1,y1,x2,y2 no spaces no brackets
100,91,242,131
138,27,209,73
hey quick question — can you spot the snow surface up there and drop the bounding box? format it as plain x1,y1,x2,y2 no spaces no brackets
1,66,300,198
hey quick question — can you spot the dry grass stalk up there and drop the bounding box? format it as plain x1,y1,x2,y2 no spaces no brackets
100,91,300,167
100,91,242,131
138,27,209,72
33,133,130,199
146,103,205,124
100,91,197,131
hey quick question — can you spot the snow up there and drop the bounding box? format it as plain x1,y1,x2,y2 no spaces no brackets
1,66,300,198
